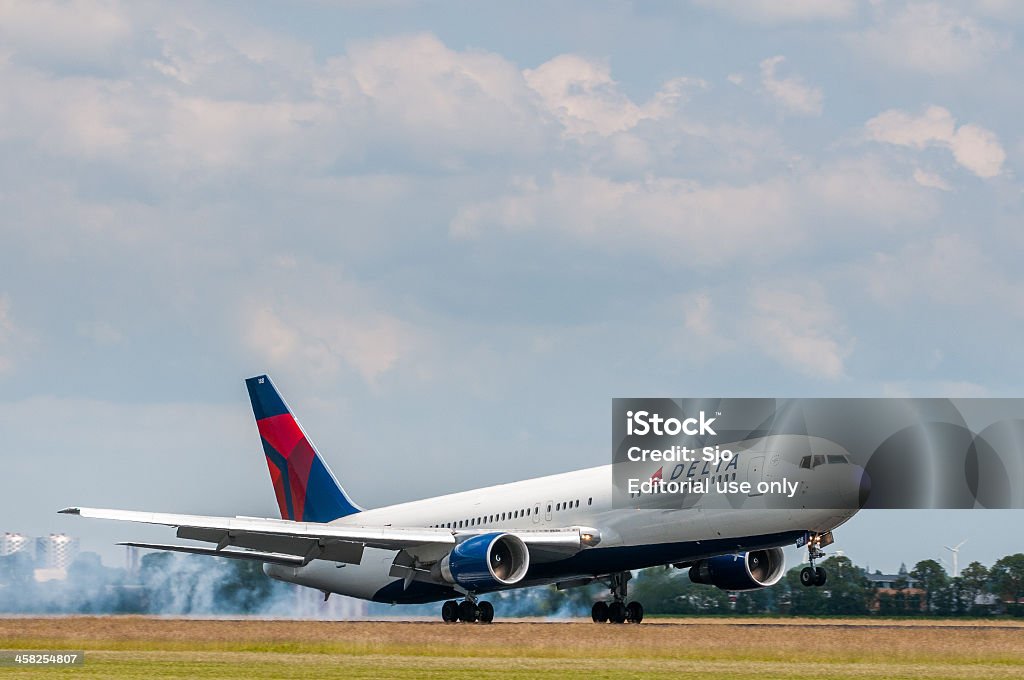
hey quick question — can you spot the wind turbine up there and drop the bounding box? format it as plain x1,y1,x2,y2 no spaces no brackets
944,539,967,577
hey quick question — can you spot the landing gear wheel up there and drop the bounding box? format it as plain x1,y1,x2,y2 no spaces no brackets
626,601,644,623
800,566,815,587
609,601,627,624
814,566,827,587
591,601,609,623
457,600,477,623
477,600,494,623
441,600,458,622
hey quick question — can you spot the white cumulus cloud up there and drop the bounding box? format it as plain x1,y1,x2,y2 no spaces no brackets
865,106,1006,178
523,55,702,137
759,56,823,116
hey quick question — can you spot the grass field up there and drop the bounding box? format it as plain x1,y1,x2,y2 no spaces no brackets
2,616,1023,679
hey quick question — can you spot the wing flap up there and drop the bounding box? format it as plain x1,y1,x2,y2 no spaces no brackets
174,527,367,564
118,541,306,567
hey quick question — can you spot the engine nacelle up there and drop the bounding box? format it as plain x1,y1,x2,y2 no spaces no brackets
437,532,530,591
688,548,785,591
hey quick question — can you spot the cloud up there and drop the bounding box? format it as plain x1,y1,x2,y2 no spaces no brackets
948,124,1007,179
674,291,736,360
694,0,857,23
324,33,551,160
682,292,715,338
451,155,935,265
242,297,420,388
749,285,850,379
450,173,799,266
801,156,938,225
865,106,1006,178
0,27,556,178
0,0,132,70
852,2,1009,75
912,168,952,191
671,285,851,379
759,56,823,116
523,55,701,137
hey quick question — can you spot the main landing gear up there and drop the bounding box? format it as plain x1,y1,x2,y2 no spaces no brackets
591,571,644,624
441,597,494,623
799,531,832,588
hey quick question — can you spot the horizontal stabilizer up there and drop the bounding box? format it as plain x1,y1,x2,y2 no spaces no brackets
117,541,305,567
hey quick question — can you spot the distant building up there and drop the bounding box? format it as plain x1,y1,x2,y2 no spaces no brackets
1,532,34,559
867,572,919,590
36,534,79,570
867,564,925,612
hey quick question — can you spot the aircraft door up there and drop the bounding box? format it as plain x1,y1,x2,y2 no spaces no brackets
747,456,764,496
533,503,541,523
545,501,553,522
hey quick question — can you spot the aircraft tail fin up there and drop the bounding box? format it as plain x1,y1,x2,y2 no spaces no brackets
245,375,361,522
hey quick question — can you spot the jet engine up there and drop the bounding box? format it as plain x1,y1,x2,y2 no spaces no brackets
688,548,785,591
436,532,530,591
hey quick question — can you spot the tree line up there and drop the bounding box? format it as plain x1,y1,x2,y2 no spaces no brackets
623,553,1024,617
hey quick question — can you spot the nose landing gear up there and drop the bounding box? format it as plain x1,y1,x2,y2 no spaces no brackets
800,565,827,587
591,572,645,623
799,531,833,587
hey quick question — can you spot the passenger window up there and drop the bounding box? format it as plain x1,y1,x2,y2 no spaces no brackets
588,497,592,506
556,503,561,511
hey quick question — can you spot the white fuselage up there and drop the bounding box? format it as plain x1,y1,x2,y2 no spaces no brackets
266,436,862,603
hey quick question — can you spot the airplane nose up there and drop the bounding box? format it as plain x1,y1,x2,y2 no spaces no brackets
839,465,871,508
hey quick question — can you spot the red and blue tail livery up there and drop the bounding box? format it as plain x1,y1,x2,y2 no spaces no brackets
245,375,361,522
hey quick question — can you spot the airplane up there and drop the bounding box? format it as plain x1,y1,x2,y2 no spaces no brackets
60,375,868,623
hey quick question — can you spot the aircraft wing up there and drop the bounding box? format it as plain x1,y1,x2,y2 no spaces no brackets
59,507,593,566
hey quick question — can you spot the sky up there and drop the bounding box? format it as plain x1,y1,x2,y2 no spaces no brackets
1,0,1023,576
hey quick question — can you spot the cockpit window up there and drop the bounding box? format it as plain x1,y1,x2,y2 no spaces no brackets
827,455,849,464
799,456,812,469
811,455,825,467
